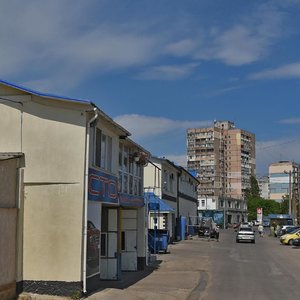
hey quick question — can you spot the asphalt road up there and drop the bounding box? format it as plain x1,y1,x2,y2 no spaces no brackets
87,229,300,300
204,228,300,300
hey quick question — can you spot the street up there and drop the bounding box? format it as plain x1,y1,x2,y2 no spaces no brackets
88,229,300,300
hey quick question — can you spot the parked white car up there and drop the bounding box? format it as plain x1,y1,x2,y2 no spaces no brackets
236,227,255,243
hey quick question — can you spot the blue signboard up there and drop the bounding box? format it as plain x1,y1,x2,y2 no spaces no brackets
200,210,224,226
119,193,144,207
88,168,118,204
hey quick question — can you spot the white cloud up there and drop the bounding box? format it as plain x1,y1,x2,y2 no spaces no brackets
164,39,197,56
280,118,300,124
0,0,295,92
249,62,300,80
256,138,300,175
135,63,199,81
196,2,285,66
114,114,211,139
204,85,243,98
216,27,269,65
0,1,164,92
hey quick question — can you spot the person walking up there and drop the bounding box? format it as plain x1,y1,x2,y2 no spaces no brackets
258,224,264,237
215,225,220,241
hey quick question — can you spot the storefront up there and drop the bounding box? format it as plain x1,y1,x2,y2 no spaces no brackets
86,139,149,291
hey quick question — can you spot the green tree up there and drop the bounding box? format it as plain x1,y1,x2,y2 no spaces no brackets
245,175,260,200
246,175,281,220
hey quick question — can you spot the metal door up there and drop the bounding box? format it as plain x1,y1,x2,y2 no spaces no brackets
100,209,118,279
121,209,137,271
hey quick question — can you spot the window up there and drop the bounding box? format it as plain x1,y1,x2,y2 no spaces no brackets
118,171,123,192
123,174,128,194
118,144,144,197
201,200,205,207
94,128,112,172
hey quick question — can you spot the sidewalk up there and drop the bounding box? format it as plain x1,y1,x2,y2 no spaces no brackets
86,238,213,300
18,237,214,300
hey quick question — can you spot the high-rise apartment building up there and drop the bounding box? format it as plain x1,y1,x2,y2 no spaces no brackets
187,121,256,225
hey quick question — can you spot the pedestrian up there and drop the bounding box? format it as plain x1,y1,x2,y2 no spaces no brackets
276,224,281,237
258,224,264,237
215,225,220,242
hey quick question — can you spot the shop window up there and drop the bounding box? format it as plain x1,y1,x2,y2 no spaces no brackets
129,175,133,194
118,171,123,192
119,147,122,169
94,128,112,172
123,147,129,172
123,174,128,194
119,144,144,196
133,178,138,195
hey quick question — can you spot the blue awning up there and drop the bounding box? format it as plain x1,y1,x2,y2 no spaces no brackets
144,192,175,213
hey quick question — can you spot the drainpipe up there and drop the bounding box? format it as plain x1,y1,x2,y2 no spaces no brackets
83,107,98,294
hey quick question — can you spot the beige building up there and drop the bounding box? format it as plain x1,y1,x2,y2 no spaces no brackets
187,121,256,225
257,176,269,199
0,80,149,298
269,161,299,223
269,161,299,201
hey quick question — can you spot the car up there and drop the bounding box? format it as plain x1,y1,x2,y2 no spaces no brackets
280,228,300,245
279,225,300,237
87,220,100,266
292,237,300,246
240,223,253,229
236,227,255,243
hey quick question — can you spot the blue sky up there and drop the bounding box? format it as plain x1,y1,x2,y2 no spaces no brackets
1,0,300,176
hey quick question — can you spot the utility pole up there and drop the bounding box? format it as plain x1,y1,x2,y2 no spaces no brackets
295,166,300,225
292,168,297,224
284,170,292,216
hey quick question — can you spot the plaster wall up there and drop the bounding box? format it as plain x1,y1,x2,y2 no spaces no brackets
23,184,83,281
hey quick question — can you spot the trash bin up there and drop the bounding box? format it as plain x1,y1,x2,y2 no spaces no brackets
148,229,169,253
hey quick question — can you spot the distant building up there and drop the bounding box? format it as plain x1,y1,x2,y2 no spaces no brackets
269,161,299,202
144,157,199,241
187,120,256,225
257,176,269,199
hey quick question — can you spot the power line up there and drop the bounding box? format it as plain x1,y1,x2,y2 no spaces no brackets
256,138,300,150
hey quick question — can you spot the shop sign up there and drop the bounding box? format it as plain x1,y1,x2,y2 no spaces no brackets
119,193,144,207
257,207,263,223
88,168,118,204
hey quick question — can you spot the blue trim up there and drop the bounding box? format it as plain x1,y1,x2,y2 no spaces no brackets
119,193,144,207
145,192,175,212
269,214,292,219
0,78,91,104
269,173,289,178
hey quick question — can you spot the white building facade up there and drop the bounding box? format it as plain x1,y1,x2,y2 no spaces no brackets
144,157,198,241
